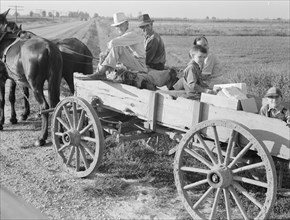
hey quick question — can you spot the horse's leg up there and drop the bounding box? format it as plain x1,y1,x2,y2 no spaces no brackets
21,86,30,121
63,68,75,94
32,87,49,147
0,81,5,130
7,79,18,124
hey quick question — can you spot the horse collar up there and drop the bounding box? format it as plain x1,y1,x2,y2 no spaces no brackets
2,37,20,62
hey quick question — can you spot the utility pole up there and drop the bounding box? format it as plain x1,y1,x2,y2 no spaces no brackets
8,5,24,23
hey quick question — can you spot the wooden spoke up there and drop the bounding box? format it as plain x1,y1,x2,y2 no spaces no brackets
209,188,221,220
76,110,85,131
193,186,214,209
195,133,217,165
81,136,98,143
72,102,78,129
80,122,93,135
184,148,213,169
58,143,70,152
62,104,73,129
183,179,208,190
232,162,265,174
229,186,249,220
56,117,70,131
223,188,231,220
212,126,223,164
66,146,75,166
233,176,268,188
80,141,95,158
180,166,209,174
228,142,253,169
224,130,237,166
75,146,80,171
79,145,89,170
233,181,263,209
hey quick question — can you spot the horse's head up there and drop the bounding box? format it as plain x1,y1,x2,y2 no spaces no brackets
0,9,10,27
2,21,22,33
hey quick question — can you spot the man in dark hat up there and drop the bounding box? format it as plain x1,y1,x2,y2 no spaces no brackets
138,14,166,70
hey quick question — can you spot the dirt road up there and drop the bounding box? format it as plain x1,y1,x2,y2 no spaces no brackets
0,19,187,220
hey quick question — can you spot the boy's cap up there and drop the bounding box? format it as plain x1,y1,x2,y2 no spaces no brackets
265,87,282,97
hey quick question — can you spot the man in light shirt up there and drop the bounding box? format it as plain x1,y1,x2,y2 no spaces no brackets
76,12,147,80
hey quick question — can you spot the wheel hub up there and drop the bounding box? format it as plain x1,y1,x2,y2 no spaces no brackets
62,130,81,146
207,165,233,188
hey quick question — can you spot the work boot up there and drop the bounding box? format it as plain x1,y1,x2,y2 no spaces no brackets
166,68,179,90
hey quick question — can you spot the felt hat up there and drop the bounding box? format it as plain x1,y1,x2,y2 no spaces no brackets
111,12,128,27
265,87,282,97
138,14,154,27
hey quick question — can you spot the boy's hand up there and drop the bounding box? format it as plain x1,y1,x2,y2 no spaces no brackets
206,89,217,95
213,87,222,93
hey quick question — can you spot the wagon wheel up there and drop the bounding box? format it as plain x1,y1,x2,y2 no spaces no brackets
174,119,277,220
51,96,104,178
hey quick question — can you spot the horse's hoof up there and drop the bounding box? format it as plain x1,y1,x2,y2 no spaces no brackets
21,115,28,121
10,118,18,124
34,139,46,147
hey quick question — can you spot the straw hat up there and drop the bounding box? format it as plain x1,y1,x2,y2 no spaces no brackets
111,12,128,27
138,14,154,27
265,87,282,97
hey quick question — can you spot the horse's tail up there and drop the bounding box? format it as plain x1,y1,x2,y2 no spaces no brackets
84,48,93,75
47,44,63,108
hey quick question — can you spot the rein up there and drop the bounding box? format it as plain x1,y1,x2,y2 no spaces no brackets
59,45,99,61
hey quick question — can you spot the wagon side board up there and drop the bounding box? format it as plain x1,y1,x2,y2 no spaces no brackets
74,79,202,131
201,103,290,160
74,79,290,160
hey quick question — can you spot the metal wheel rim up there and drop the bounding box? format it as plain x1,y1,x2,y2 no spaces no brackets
174,119,277,220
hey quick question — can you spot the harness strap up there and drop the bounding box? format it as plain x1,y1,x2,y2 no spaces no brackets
0,31,7,45
59,45,99,61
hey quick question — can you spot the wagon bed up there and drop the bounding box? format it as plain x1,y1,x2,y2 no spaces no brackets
74,79,289,160
50,78,290,220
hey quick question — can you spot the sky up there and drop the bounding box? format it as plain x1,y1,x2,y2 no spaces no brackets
1,0,289,20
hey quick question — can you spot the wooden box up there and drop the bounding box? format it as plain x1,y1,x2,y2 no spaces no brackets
200,93,258,113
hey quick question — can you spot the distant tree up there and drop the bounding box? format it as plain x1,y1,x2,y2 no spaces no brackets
42,10,46,17
212,16,216,20
55,12,60,17
13,11,20,16
48,12,53,17
93,13,98,18
29,11,34,17
206,16,209,19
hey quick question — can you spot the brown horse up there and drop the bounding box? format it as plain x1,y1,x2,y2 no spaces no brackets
0,20,94,145
52,37,93,93
0,23,63,146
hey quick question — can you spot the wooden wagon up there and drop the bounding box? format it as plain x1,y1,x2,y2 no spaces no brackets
50,79,290,220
